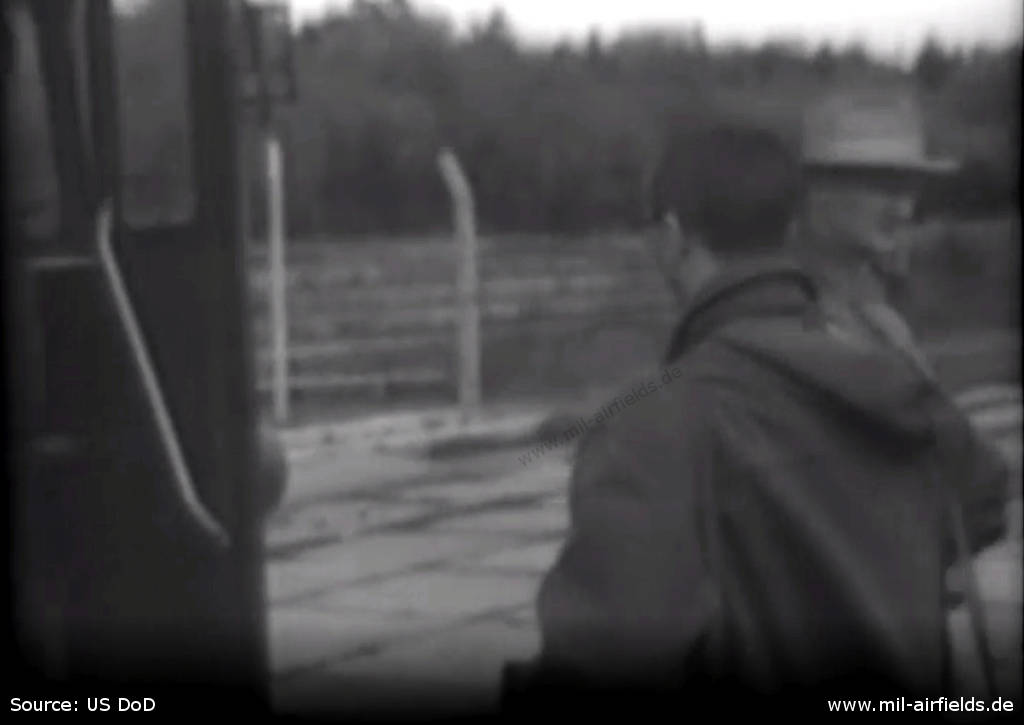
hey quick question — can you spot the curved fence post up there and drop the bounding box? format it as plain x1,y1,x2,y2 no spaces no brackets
437,148,481,420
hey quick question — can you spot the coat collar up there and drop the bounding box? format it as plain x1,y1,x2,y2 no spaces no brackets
664,256,820,364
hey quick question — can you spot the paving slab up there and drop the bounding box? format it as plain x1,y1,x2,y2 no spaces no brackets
268,605,450,677
282,404,552,454
299,569,541,619
321,614,544,704
286,530,516,581
393,457,569,503
267,500,441,553
267,560,362,604
460,541,563,575
269,539,517,609
279,445,436,507
430,505,568,537
391,482,537,508
372,412,551,459
279,441,571,515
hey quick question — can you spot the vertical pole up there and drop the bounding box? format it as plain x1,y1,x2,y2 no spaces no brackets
437,149,480,420
247,2,290,423
267,132,289,423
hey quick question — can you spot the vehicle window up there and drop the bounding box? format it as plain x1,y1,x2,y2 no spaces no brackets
3,0,60,240
113,0,195,227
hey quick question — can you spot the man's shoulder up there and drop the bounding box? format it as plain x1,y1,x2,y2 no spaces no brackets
604,359,716,414
574,362,720,460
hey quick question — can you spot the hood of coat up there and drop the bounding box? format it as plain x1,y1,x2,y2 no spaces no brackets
664,258,938,451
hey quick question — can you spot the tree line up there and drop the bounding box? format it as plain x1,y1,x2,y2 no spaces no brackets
128,0,1022,237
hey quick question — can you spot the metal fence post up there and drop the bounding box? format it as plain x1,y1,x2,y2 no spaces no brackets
437,148,480,420
267,132,289,423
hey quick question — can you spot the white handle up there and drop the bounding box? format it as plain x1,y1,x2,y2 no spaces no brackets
95,201,230,549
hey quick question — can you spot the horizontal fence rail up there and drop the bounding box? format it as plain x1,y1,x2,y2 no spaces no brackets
247,221,1020,413
247,234,679,407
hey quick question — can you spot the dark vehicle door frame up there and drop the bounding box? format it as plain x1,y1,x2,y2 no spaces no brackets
6,0,269,705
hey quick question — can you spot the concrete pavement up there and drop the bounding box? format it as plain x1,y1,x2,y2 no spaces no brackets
265,383,1022,717
266,449,569,717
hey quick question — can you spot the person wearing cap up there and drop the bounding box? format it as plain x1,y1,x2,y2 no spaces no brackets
501,122,1009,714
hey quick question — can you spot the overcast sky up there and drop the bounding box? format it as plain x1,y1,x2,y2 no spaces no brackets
289,0,1022,61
